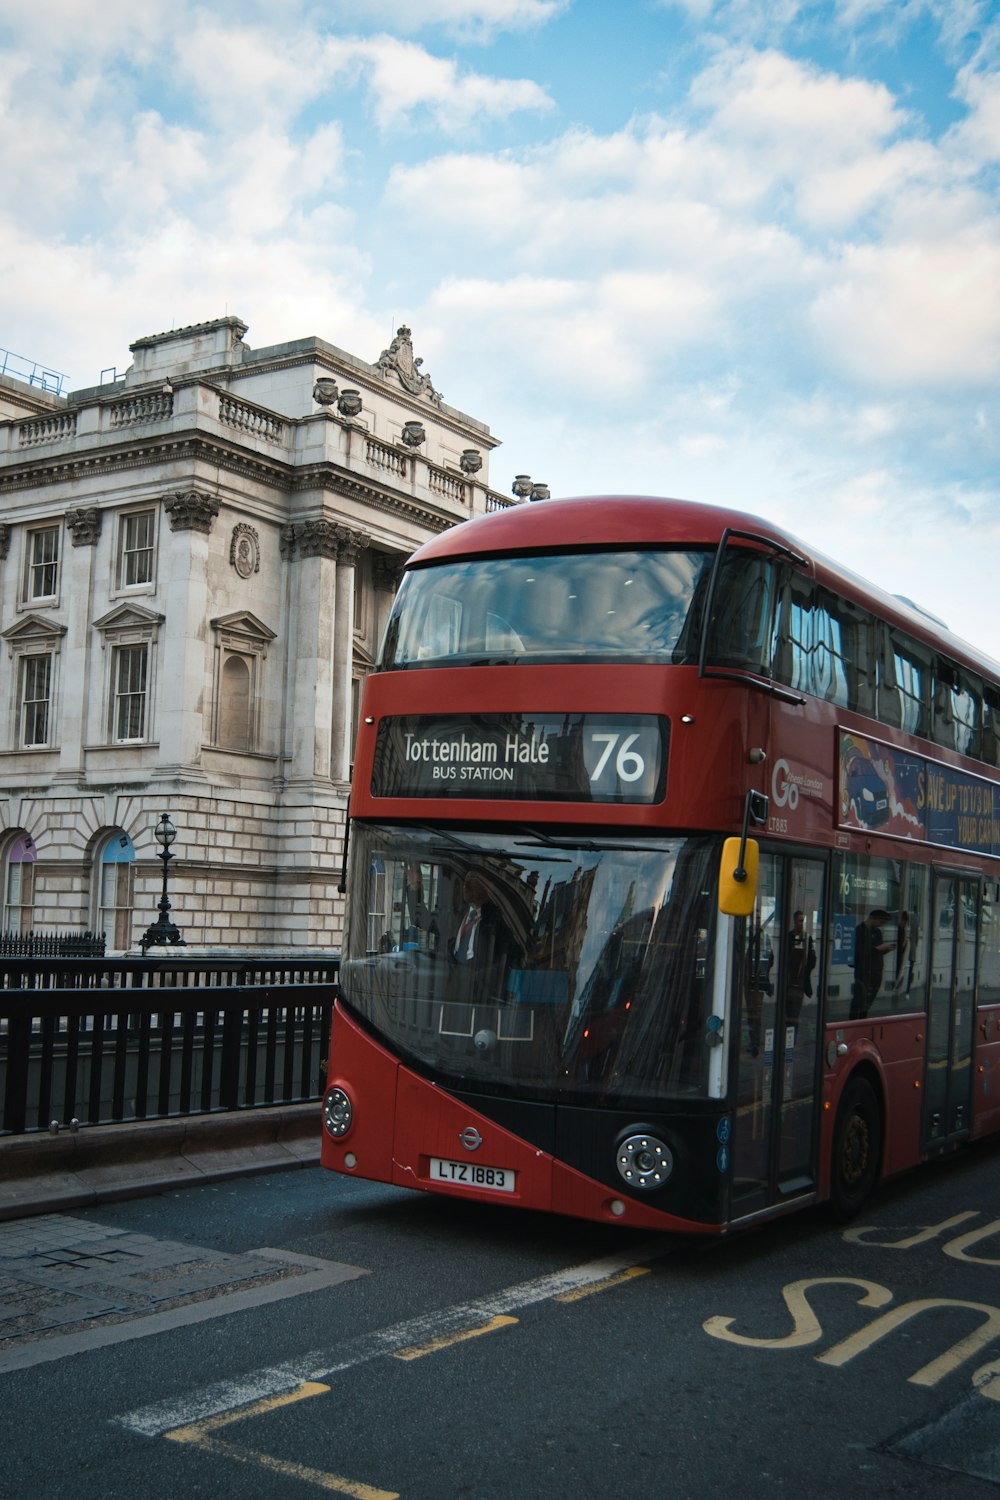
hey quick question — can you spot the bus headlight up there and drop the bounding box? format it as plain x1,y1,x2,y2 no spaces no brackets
323,1086,353,1139
616,1132,674,1191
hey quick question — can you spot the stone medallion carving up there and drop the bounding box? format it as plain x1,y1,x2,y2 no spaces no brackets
230,523,260,578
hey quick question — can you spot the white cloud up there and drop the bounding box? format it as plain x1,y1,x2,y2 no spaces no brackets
428,269,722,397
0,0,998,656
811,234,1000,387
339,34,553,132
946,62,1000,166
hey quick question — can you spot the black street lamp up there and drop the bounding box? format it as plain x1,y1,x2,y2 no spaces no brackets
140,813,186,953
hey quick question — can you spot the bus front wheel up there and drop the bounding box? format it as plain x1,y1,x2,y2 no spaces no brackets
830,1075,882,1221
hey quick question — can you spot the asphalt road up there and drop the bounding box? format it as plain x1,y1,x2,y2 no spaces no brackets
2,1138,1000,1500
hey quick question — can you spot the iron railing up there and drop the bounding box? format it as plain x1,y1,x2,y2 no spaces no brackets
0,954,338,1135
0,930,106,959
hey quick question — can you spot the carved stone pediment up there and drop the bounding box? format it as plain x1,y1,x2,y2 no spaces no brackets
353,639,376,672
210,610,277,651
2,613,68,647
92,603,165,639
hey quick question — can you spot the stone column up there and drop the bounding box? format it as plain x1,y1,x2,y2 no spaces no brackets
57,507,102,780
371,552,405,656
284,519,340,783
331,527,368,782
158,490,220,773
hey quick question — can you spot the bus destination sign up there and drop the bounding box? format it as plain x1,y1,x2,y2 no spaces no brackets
372,713,668,804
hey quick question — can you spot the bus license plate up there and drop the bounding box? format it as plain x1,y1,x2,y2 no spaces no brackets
430,1158,515,1193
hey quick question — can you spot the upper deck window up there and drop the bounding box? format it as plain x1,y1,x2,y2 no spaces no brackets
381,549,714,668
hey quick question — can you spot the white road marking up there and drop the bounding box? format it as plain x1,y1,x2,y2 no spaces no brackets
117,1238,665,1436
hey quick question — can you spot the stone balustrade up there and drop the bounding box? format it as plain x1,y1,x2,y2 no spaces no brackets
17,411,78,448
218,394,285,443
428,465,466,504
108,392,174,428
365,436,408,476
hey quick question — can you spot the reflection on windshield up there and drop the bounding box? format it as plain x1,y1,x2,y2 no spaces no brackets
341,824,717,1103
381,550,713,667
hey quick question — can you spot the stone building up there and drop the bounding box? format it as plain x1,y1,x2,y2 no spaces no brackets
0,317,518,950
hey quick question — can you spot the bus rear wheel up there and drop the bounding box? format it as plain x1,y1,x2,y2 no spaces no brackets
830,1076,882,1221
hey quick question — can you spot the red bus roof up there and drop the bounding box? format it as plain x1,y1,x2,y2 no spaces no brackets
410,494,999,682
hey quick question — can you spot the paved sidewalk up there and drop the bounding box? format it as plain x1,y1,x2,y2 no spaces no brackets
0,1104,321,1222
0,1209,366,1374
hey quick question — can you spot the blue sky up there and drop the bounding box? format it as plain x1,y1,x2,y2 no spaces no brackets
1,0,998,653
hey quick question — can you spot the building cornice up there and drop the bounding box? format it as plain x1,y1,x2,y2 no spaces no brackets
0,430,294,496
0,430,506,535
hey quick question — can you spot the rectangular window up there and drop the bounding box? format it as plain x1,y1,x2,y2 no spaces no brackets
933,659,981,759
99,861,135,950
3,859,35,935
774,575,815,696
890,634,931,738
113,644,148,741
823,595,875,714
983,688,1000,768
20,653,52,747
24,525,59,600
118,510,155,588
828,854,928,1023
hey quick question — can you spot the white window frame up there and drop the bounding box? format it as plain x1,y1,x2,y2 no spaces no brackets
115,508,157,593
22,523,61,605
93,604,163,748
2,833,37,935
96,832,136,951
2,615,65,751
19,651,53,747
111,642,149,742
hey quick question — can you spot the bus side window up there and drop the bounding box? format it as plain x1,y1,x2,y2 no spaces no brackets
983,688,1000,768
876,625,902,728
705,552,778,674
890,632,932,738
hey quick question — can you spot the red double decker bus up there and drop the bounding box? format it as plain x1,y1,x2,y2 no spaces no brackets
321,495,1000,1234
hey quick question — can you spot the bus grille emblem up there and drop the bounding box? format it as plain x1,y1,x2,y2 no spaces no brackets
459,1127,482,1152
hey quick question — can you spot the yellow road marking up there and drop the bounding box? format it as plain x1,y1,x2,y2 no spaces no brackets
165,1382,399,1500
165,1380,330,1439
171,1433,399,1500
393,1314,518,1360
555,1266,651,1303
818,1298,1000,1387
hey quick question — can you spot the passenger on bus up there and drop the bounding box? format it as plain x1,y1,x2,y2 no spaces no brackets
784,910,816,1022
404,862,438,944
448,871,520,991
851,907,894,1019
893,909,915,999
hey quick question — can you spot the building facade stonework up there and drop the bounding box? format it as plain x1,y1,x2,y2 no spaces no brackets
0,317,514,950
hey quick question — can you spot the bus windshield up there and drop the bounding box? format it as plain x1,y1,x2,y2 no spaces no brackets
340,823,718,1104
380,549,714,667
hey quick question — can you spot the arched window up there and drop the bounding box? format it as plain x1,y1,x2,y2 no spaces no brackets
2,832,37,935
219,654,252,751
97,831,136,951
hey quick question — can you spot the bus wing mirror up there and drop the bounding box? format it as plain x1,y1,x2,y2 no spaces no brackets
719,836,759,917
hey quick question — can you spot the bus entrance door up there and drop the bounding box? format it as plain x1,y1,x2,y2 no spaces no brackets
731,853,825,1217
924,874,979,1148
